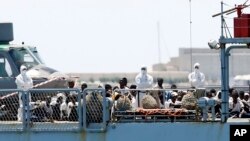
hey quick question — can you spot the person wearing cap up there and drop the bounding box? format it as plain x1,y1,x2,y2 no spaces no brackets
165,84,178,102
15,65,33,121
242,93,250,112
188,63,205,88
135,66,153,108
244,93,250,103
164,92,181,108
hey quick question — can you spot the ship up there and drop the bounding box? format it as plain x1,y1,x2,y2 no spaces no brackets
0,2,250,141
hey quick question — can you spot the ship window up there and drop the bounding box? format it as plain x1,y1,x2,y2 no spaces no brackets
0,55,13,77
24,54,34,62
9,47,40,70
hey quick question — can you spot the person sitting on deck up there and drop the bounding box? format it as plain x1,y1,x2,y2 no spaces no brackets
51,95,67,121
243,93,250,107
32,96,53,122
208,89,216,98
67,95,78,121
239,91,245,101
129,84,137,110
214,91,222,117
241,93,250,116
165,84,178,101
229,90,244,118
164,92,182,108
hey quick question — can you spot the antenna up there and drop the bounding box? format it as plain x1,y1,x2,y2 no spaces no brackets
157,21,161,64
212,0,250,18
189,0,193,72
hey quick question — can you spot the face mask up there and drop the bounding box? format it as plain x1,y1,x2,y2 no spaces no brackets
194,68,199,73
141,70,147,75
21,70,27,75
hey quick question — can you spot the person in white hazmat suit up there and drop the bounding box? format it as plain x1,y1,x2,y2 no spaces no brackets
15,65,33,121
135,66,153,108
188,63,205,88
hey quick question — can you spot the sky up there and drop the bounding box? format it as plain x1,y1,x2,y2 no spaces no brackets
0,0,248,73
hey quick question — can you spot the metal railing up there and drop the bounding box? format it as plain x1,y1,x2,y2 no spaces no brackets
0,88,111,132
0,89,82,131
2,87,248,132
111,88,199,123
27,89,81,131
0,89,23,131
82,88,108,132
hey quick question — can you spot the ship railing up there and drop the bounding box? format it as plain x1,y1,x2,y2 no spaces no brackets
27,88,82,131
82,88,108,132
2,87,248,132
0,89,23,131
0,88,82,132
111,88,209,123
113,110,197,123
0,88,111,132
205,85,250,91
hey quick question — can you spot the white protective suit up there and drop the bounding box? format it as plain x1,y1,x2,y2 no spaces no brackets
134,66,153,108
188,63,205,88
15,65,33,121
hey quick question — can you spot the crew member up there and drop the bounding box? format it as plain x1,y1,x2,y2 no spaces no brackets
135,66,153,107
188,63,205,88
15,65,33,121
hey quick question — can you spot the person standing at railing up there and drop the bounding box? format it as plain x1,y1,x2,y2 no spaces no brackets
188,63,205,88
122,77,129,89
15,65,33,121
152,78,164,108
118,78,129,95
135,66,153,108
81,82,88,93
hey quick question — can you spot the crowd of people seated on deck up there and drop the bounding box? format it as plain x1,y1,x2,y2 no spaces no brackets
228,88,250,118
1,64,250,122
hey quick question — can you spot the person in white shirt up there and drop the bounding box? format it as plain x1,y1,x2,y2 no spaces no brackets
229,90,244,118
67,95,78,121
188,63,205,88
135,66,153,108
242,93,250,114
164,92,182,108
243,93,250,106
15,65,33,121
118,79,129,95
